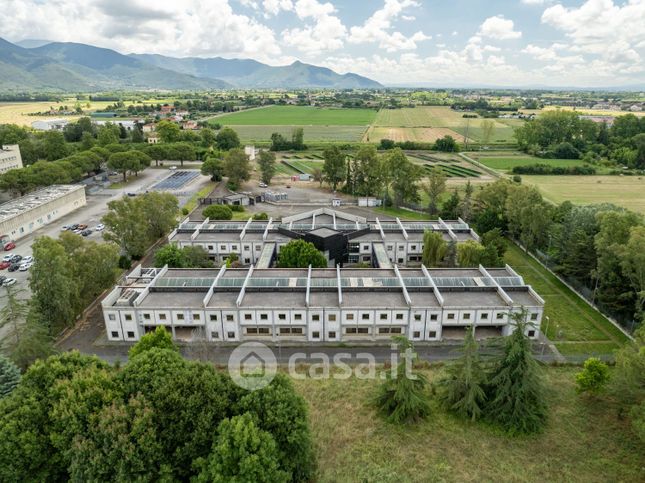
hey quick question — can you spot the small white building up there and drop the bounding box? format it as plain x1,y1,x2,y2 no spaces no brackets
31,118,69,131
244,145,257,161
147,135,160,144
0,185,86,241
0,145,23,174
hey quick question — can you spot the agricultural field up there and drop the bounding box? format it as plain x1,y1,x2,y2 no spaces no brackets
214,105,377,125
227,125,366,142
522,175,645,214
541,105,645,118
295,366,643,482
369,106,522,144
407,152,488,180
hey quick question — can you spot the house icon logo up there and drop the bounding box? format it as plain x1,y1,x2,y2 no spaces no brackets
228,342,277,391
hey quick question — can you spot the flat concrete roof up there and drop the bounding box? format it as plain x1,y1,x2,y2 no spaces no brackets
0,185,84,224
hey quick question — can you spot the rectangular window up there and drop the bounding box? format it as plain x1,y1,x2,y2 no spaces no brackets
481,313,488,320
159,314,167,320
111,331,119,338
245,258,250,264
246,328,258,334
208,245,214,251
391,327,402,334
312,314,320,321
411,245,417,250
127,331,135,338
357,327,369,334
345,327,357,334
226,315,234,322
328,331,336,338
447,313,455,320
387,245,393,251
244,314,252,320
210,314,218,321
260,313,268,320
227,331,235,338
328,314,336,321
211,331,219,339
244,245,250,251
258,328,270,335
177,314,184,320
278,313,286,320
414,314,421,321
362,313,370,320
193,314,200,320
395,313,404,320
294,314,302,321
124,314,132,321
312,331,320,338
380,313,388,320
346,313,354,320
531,313,538,320
528,330,536,337
220,245,226,251
292,328,303,334
413,331,420,338
231,245,238,251
108,314,116,321
430,314,438,321
496,313,504,320
463,313,471,320
143,313,151,320
378,327,390,334
428,330,437,338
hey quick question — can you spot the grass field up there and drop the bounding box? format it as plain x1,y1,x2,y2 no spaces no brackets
294,366,644,482
522,175,645,214
214,105,377,125
541,106,645,118
475,156,589,171
504,242,629,354
225,125,367,142
370,107,521,144
366,126,466,143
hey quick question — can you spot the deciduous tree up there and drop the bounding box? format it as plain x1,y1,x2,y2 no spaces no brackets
423,166,446,216
257,150,276,185
277,239,327,268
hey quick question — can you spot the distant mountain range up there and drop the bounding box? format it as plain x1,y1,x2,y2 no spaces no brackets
0,38,382,92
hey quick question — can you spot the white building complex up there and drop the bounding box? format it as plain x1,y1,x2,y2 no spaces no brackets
169,208,480,268
0,185,86,241
102,264,544,344
0,145,23,173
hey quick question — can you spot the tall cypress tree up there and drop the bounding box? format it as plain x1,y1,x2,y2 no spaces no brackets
436,326,487,421
486,310,547,435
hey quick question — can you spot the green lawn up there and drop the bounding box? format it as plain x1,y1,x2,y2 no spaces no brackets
476,156,589,171
295,366,644,482
373,206,429,220
220,125,367,142
504,242,630,354
214,105,377,125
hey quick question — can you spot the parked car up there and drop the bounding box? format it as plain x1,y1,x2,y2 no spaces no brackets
3,278,17,286
73,229,83,235
77,224,88,230
4,242,16,251
18,263,31,271
8,264,19,272
61,225,70,231
81,229,92,237
259,182,268,188
0,261,10,270
22,256,33,263
0,276,6,284
94,223,105,231
2,254,13,262
10,255,22,263
169,165,177,170
126,192,137,197
70,224,79,230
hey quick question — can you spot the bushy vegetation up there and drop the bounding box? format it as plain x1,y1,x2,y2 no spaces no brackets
511,164,596,175
0,339,315,482
203,204,233,220
277,239,327,268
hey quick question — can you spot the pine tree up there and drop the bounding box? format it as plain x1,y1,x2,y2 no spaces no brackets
486,310,547,435
436,326,487,421
373,337,431,424
0,355,20,397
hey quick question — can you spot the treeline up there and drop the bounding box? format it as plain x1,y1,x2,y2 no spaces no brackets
515,110,645,168
378,134,459,152
270,128,306,151
0,333,314,482
511,164,597,175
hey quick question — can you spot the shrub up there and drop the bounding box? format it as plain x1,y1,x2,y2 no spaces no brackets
229,204,245,212
203,205,233,220
252,212,269,220
181,207,189,216
575,357,610,395
118,255,131,269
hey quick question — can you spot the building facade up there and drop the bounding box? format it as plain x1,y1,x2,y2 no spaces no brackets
0,145,23,173
102,264,544,344
169,208,480,268
0,185,86,241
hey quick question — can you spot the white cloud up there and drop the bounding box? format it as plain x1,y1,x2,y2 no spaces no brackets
1,0,282,60
281,0,347,53
262,0,293,16
521,0,548,5
348,0,430,52
478,15,522,40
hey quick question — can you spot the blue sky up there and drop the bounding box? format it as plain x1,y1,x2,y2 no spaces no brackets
2,0,644,87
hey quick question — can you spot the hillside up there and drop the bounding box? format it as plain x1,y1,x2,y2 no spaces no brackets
0,38,230,91
131,53,382,89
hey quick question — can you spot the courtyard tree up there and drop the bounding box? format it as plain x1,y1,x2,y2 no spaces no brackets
129,326,178,359
103,196,151,259
457,240,486,267
257,150,276,185
154,244,188,268
201,155,224,181
422,231,447,267
203,204,233,220
138,191,179,239
277,239,327,268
